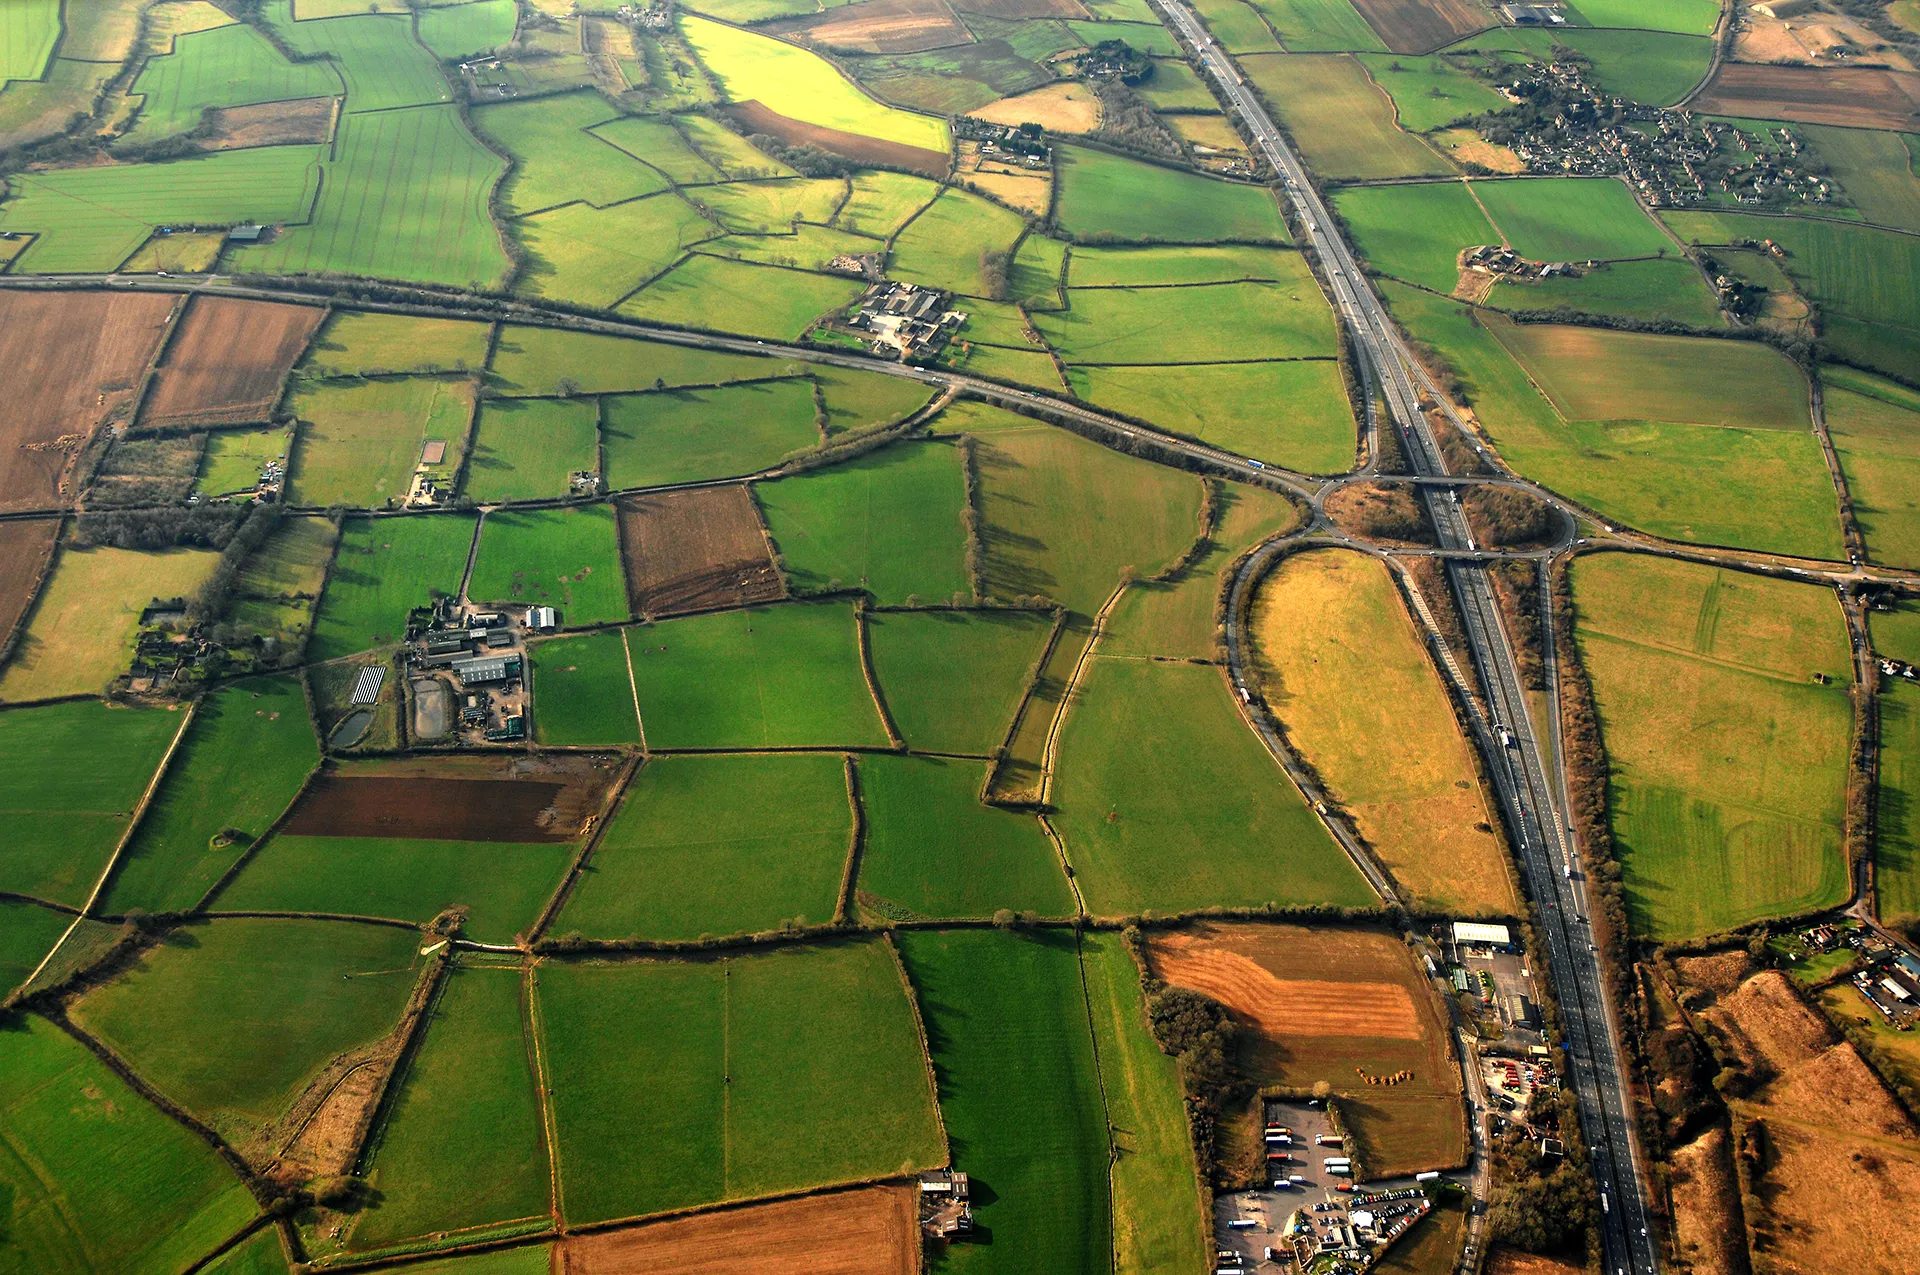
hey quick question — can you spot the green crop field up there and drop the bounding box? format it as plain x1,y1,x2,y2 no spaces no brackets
865,608,1053,752
1470,176,1674,263
464,397,600,503
1191,0,1283,51
1571,554,1853,939
1335,180,1499,292
304,312,490,378
897,928,1112,1274
475,91,668,216
529,628,641,746
626,602,887,748
0,0,59,84
1878,679,1920,928
621,254,864,340
890,188,1027,297
124,20,341,142
1566,0,1719,34
514,193,717,310
856,753,1071,919
488,327,791,397
1067,243,1293,287
1037,280,1336,364
590,114,728,183
602,377,820,490
1053,657,1374,915
756,440,969,604
468,506,627,627
1055,145,1289,244
1355,54,1506,132
272,9,449,113
1802,125,1920,234
73,917,422,1142
813,366,933,435
1490,257,1724,326
1136,57,1218,110
310,513,477,662
415,0,517,60
1823,368,1920,569
835,168,939,235
1067,359,1355,473
693,177,844,234
1245,0,1382,49
286,376,475,508
0,1015,259,1275
103,675,317,916
1241,55,1451,181
558,751,851,941
537,940,945,1223
0,899,69,994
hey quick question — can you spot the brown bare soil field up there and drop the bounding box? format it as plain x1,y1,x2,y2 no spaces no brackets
203,96,338,151
1484,1250,1584,1275
618,485,784,618
1691,63,1920,131
1666,1125,1747,1275
769,0,974,54
1152,941,1422,1040
1350,0,1494,54
0,520,58,651
0,291,175,511
287,753,624,842
969,81,1101,133
725,101,950,177
553,1184,919,1275
141,297,324,428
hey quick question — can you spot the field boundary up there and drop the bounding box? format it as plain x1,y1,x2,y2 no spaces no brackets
854,599,906,749
524,960,567,1231
980,604,1070,802
1036,583,1127,808
882,930,952,1164
617,625,646,750
837,754,866,925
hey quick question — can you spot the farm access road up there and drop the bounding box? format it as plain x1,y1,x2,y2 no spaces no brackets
1149,3,1660,1272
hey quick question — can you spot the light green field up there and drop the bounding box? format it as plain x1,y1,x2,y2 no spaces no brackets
1356,54,1506,132
1571,553,1853,940
678,113,796,178
1067,18,1181,53
1191,0,1284,51
814,366,934,434
516,193,718,310
756,440,969,604
692,177,844,234
890,187,1027,297
1068,243,1295,287
627,602,887,748
1801,126,1920,234
415,0,517,60
271,8,450,112
1241,54,1451,181
124,20,340,141
1055,145,1289,244
475,90,667,216
602,377,820,489
0,1015,259,1275
0,0,59,84
1135,57,1217,110
488,326,792,397
1334,180,1498,292
1823,368,1920,569
537,940,945,1224
696,223,879,273
1471,176,1675,262
103,675,317,916
1067,359,1355,473
198,426,291,497
1054,657,1375,915
1037,280,1335,364
1566,0,1719,34
529,628,641,747
0,545,220,703
1011,231,1067,306
236,514,336,600
1445,27,1713,107
866,607,1054,753
558,752,851,940
621,254,864,339
73,918,422,1142
1874,598,1920,666
464,397,600,503
287,376,474,508
836,169,939,235
1245,0,1382,49
856,753,1070,919
304,312,490,378
1490,257,1723,326
681,14,948,153
468,505,628,627
309,513,477,662
1878,679,1920,927
198,1226,292,1275
590,113,728,183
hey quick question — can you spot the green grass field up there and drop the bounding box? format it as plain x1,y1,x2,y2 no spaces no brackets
530,629,641,746
1067,243,1292,287
896,928,1112,1274
697,223,878,273
124,20,341,142
1241,54,1451,181
198,426,291,497
1053,657,1375,915
855,753,1071,920
1571,553,1854,939
693,177,844,234
890,188,1028,297
1067,359,1355,473
474,90,667,216
1355,54,1506,132
515,193,718,310
1471,176,1674,262
230,516,329,607
865,608,1053,753
286,376,474,508
1334,180,1499,293
1447,28,1713,107
0,0,59,84
1873,599,1920,666
1490,257,1723,326
0,1014,259,1275
0,898,69,995
468,506,627,627
620,254,864,340
1802,125,1920,234
73,917,422,1142
602,378,819,489
464,397,600,503
558,752,850,940
310,513,476,662
1135,57,1217,110
1566,0,1718,34
590,114,729,184
489,326,792,397
271,8,449,112
1823,368,1920,569
756,440,969,604
1244,0,1382,49
103,675,317,916
834,169,938,235
304,312,490,378
1055,145,1288,244
627,602,887,748
1037,280,1336,364
1877,679,1920,927
416,0,517,59
814,366,933,435
1191,0,1283,51
537,940,945,1223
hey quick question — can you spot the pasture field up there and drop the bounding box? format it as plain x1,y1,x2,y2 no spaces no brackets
590,113,728,184
529,629,642,747
488,326,791,397
696,223,880,272
1571,553,1853,939
103,675,317,916
0,898,69,994
619,485,783,618
1334,179,1498,292
1011,231,1068,306
1469,176,1673,263
464,397,600,504
1449,27,1713,107
303,312,490,378
198,426,292,497
416,0,518,59
835,168,940,235
1167,111,1249,155
1148,921,1467,1175
469,506,627,627
1054,145,1289,244
120,230,225,274
856,753,1071,920
474,91,666,215
1067,359,1355,473
1037,280,1336,364
515,193,717,310
865,608,1054,753
976,426,1203,615
1250,550,1514,914
143,297,321,429
0,545,219,703
124,20,340,142
0,0,58,84
1802,125,1920,234
0,700,180,906
536,941,945,1223
1191,0,1284,51
1241,54,1451,180
1355,53,1505,131
813,366,934,435
309,513,477,662
198,1227,293,1275
1877,679,1920,928
681,14,948,154
895,929,1112,1275
690,177,844,234
626,602,888,748
286,376,474,508
1874,599,1920,666
0,1015,260,1275
1822,369,1920,570
889,188,1027,297
1136,57,1217,110
677,112,798,179
559,752,851,940
602,377,819,490
756,440,969,605
72,918,422,1143
1566,0,1718,32
272,10,449,113
620,254,864,340
948,339,1062,388
349,965,549,1251
1489,257,1724,326
1068,243,1294,287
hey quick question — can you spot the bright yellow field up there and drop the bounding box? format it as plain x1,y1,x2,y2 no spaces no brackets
1250,548,1516,915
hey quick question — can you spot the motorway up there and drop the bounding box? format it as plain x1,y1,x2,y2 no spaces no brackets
1148,3,1660,1271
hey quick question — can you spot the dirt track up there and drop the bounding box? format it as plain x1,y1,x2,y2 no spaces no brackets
552,1184,919,1275
141,296,323,428
619,485,784,618
724,101,950,178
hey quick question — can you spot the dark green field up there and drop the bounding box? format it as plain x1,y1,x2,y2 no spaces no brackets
601,379,821,490
865,608,1054,754
468,506,629,628
530,629,642,747
311,515,476,664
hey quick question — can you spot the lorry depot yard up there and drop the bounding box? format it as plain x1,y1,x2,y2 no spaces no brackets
3,0,1920,1273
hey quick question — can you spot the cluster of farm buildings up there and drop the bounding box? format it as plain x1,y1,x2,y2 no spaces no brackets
844,282,966,360
405,601,558,744
1789,921,1920,1027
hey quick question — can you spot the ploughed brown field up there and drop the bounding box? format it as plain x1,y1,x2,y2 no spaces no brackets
767,0,974,54
1349,0,1493,54
0,290,175,510
724,101,951,177
618,485,785,618
552,1185,920,1275
284,753,626,842
1691,62,1920,131
203,96,338,151
140,296,324,428
0,520,58,652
